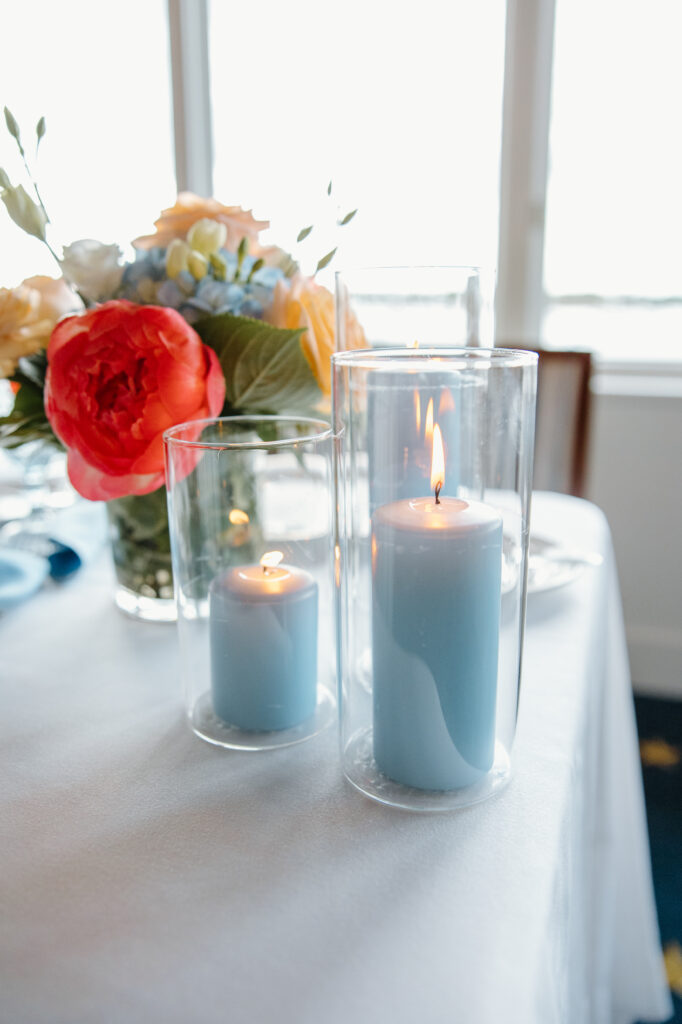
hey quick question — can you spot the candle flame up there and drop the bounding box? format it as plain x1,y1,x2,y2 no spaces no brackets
430,423,445,499
260,550,284,573
424,397,434,443
438,387,456,415
414,389,421,433
408,339,420,348
229,509,250,525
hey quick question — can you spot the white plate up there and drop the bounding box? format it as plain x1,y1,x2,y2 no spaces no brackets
527,535,602,595
502,534,602,596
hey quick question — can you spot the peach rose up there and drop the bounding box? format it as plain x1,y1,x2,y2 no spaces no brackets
132,192,270,254
0,276,78,378
23,275,80,322
266,276,366,395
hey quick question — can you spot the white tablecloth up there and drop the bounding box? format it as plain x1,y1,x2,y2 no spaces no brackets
0,494,672,1024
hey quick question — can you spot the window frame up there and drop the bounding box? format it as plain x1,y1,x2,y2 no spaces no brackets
167,0,681,377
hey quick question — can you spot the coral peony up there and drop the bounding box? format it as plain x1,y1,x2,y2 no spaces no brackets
266,277,366,395
132,192,269,254
45,301,225,500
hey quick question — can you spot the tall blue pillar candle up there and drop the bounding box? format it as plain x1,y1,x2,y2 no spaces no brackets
371,496,502,790
367,372,460,515
209,556,318,731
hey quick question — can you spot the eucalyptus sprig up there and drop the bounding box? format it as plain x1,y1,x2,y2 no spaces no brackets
0,107,63,269
294,178,358,275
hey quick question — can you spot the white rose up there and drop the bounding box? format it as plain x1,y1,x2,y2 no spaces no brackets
61,240,124,303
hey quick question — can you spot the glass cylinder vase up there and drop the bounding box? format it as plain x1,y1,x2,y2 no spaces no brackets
332,348,537,810
106,488,175,623
164,416,336,750
335,266,496,351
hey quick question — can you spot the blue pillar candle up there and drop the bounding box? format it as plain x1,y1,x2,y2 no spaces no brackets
209,553,318,731
367,372,460,515
371,490,502,791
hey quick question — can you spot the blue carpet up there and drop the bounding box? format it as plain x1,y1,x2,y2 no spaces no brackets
634,695,682,1024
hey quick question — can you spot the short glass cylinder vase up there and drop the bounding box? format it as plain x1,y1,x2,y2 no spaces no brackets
332,348,537,811
106,488,176,623
164,416,336,750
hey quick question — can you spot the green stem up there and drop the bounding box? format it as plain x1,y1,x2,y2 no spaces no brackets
18,148,67,279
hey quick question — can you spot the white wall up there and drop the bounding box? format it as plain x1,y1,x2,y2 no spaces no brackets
586,377,682,698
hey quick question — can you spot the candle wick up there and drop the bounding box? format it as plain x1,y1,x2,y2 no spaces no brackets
435,481,442,505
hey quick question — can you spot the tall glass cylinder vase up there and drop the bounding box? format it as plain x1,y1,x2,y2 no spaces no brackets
335,266,495,351
165,416,335,750
332,348,537,810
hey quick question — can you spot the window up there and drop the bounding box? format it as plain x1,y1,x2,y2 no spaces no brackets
542,0,682,365
209,0,506,279
0,0,175,286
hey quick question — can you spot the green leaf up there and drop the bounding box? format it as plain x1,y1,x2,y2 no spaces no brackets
246,257,264,283
194,312,321,414
0,411,56,448
0,378,56,447
1,183,48,239
327,180,332,196
0,166,11,189
107,488,169,544
209,252,227,281
235,236,248,277
338,209,358,226
4,106,21,146
297,225,313,243
0,354,53,449
15,350,48,390
10,377,45,417
315,247,337,273
36,116,46,150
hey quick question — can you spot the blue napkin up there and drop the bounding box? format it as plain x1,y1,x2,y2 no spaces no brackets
0,501,107,608
0,549,49,611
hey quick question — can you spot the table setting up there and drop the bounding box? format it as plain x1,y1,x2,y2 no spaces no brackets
0,487,672,1023
0,133,673,1022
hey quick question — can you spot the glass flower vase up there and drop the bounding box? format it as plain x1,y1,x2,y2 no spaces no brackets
106,487,176,622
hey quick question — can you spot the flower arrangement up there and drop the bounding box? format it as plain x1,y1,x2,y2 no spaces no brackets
0,109,365,504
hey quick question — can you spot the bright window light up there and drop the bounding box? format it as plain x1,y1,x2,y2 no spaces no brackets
0,0,175,287
209,0,506,279
543,0,682,362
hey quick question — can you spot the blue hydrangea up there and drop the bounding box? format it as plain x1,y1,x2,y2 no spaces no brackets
116,245,287,325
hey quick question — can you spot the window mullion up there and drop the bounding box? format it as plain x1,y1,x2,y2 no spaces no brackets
496,0,556,345
167,0,213,197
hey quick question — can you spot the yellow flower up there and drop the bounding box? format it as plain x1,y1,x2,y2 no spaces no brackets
187,250,208,281
187,218,227,257
166,239,190,279
266,276,366,396
0,276,77,379
132,192,270,254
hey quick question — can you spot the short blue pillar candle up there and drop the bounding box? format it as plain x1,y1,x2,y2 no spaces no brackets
371,496,502,790
209,558,318,731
